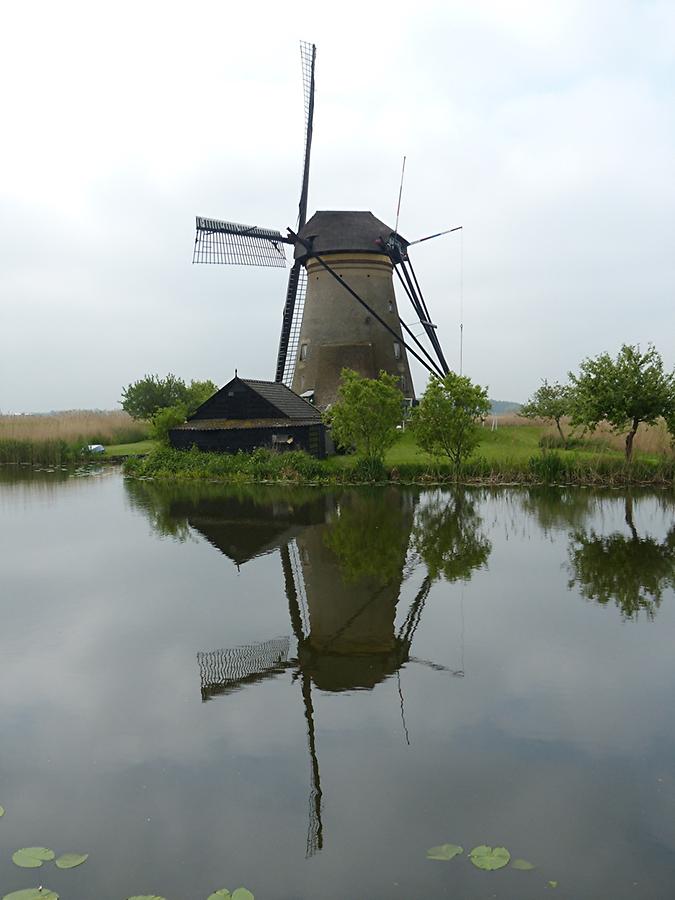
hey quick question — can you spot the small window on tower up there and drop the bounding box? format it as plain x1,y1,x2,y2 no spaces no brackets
393,342,401,360
300,343,308,360
388,300,393,313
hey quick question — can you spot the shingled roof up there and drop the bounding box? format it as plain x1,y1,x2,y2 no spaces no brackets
294,210,405,259
240,379,321,419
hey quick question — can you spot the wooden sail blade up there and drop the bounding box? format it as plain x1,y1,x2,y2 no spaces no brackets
193,217,290,267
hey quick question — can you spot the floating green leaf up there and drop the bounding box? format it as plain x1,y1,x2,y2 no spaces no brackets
511,858,535,870
3,890,59,900
231,890,254,900
12,847,56,868
127,896,167,900
469,845,511,871
0,805,4,817
207,892,231,900
548,881,558,888
426,843,463,861
55,852,89,869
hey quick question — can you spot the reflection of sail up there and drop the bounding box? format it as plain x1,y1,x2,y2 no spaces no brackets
197,638,292,700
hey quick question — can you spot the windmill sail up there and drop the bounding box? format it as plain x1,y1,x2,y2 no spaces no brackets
275,41,316,385
277,263,308,386
193,218,290,267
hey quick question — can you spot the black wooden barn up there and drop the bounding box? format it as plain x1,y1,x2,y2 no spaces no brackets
169,377,329,458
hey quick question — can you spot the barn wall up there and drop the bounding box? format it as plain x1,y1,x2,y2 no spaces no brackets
169,425,327,458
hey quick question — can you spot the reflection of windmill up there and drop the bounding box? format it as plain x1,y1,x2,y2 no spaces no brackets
192,42,461,408
197,513,462,857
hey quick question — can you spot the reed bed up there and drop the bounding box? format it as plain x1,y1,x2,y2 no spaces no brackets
498,414,671,453
0,410,149,464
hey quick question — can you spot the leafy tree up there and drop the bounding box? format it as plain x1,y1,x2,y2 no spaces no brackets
326,369,403,464
121,373,188,420
121,374,218,420
569,344,675,462
184,379,218,415
520,380,572,442
411,372,490,468
150,403,188,445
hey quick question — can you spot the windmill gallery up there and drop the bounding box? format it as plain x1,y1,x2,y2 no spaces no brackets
170,42,461,457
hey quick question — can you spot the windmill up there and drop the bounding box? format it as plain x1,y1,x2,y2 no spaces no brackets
193,42,461,409
195,492,464,857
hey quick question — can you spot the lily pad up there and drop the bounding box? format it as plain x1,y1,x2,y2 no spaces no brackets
426,843,463,861
469,845,511,871
127,896,167,900
231,890,254,900
207,892,231,900
3,891,59,900
12,847,56,868
548,881,558,888
0,805,4,817
55,852,89,869
511,858,535,870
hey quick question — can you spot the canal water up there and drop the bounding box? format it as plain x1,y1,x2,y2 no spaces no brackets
1,466,674,899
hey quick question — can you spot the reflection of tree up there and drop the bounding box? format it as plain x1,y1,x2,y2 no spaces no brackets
322,489,414,585
412,489,491,582
568,497,675,621
519,486,597,534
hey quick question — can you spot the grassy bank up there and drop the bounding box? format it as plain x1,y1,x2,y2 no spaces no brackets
0,411,150,464
124,437,675,487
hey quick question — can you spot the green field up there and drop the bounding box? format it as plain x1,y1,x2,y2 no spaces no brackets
123,422,674,487
104,439,157,457
110,425,662,466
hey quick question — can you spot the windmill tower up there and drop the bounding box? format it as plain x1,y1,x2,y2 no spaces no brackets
193,42,460,409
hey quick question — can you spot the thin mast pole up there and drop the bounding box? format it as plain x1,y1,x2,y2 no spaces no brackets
394,155,406,234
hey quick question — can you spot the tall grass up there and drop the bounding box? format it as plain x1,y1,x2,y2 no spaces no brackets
0,410,149,464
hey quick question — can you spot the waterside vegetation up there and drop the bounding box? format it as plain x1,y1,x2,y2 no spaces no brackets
124,426,675,486
0,411,149,465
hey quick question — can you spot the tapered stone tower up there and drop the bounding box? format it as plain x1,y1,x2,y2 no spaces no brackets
290,210,414,409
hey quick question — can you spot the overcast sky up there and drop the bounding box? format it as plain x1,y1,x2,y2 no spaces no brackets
1,0,673,412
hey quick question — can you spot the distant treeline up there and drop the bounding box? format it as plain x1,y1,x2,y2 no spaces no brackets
490,400,522,415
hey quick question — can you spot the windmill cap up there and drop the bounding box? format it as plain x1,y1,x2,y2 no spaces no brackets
294,210,407,260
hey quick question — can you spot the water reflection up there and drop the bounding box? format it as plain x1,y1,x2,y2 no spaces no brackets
412,489,491,582
518,485,598,534
568,496,675,621
126,480,487,856
515,487,675,621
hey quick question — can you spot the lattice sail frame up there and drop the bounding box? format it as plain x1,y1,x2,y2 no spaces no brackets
197,636,291,700
193,217,290,267
280,265,307,386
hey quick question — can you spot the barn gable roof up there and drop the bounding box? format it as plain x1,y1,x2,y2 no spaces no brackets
187,376,322,424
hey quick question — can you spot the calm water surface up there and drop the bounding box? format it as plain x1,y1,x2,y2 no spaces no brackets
1,466,674,899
